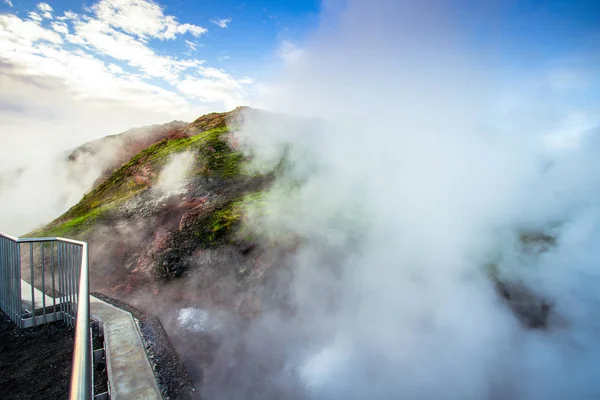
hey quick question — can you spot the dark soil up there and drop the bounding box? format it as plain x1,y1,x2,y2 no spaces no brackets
0,311,108,399
0,312,74,400
92,292,201,400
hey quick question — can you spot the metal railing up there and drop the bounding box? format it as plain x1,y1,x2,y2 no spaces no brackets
0,232,92,400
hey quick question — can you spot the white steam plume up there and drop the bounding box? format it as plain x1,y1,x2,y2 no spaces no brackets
201,1,600,399
0,67,191,235
156,152,195,193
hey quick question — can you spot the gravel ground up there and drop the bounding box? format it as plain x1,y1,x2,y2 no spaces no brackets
92,292,201,400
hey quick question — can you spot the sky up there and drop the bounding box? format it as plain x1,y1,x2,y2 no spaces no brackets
0,0,320,161
0,0,598,231
0,0,597,144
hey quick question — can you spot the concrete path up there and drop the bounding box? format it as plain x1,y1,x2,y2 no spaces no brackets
90,296,162,400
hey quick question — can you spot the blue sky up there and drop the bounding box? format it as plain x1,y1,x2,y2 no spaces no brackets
0,0,321,81
0,0,597,143
0,0,322,129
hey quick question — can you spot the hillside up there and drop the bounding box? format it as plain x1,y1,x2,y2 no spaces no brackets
30,106,559,397
31,107,276,298
67,120,189,190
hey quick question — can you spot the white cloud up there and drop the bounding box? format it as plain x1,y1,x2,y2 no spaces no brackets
185,39,198,52
278,40,304,63
51,21,69,35
28,12,43,22
177,66,252,108
4,0,13,7
36,3,54,19
56,11,79,21
0,1,256,129
37,3,53,12
217,55,230,62
210,17,231,29
108,63,124,74
91,0,207,40
67,17,205,84
1,14,63,44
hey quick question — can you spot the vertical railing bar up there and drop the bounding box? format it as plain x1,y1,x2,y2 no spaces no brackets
1,238,6,316
2,238,5,314
6,239,9,320
58,242,63,322
29,242,35,326
64,242,69,324
9,239,13,323
13,241,17,323
68,244,73,326
74,246,79,322
67,244,72,326
6,239,9,318
5,239,7,312
41,243,46,324
10,240,15,323
1,238,5,313
73,246,78,318
51,241,56,315
16,242,22,328
12,241,17,324
5,239,9,319
64,243,68,325
62,242,67,323
72,245,77,324
1,238,5,314
9,239,14,324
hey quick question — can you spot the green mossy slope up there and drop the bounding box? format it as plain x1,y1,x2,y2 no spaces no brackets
30,123,247,238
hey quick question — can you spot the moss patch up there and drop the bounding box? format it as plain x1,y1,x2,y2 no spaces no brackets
193,192,263,247
30,203,115,238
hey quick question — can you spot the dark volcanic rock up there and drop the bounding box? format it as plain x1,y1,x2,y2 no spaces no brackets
496,281,553,329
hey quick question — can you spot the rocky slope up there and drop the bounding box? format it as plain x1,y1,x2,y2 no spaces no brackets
31,107,273,296
67,120,189,190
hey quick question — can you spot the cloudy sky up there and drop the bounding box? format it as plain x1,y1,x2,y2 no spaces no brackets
0,0,598,187
0,0,319,158
0,0,598,145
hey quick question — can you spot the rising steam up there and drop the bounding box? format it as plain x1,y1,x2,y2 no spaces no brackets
194,1,600,399
157,152,196,193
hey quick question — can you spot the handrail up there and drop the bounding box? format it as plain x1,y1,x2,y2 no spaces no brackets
68,241,92,400
0,232,92,400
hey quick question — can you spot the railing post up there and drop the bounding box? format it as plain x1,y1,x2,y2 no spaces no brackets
15,241,22,327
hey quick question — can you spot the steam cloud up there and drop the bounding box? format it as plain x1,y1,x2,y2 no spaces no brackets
194,1,600,399
157,152,195,193
0,66,191,235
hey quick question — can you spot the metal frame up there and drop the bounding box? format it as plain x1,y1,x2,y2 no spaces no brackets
0,232,92,400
